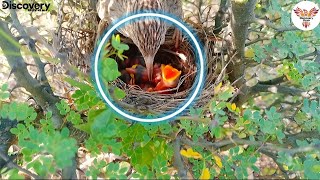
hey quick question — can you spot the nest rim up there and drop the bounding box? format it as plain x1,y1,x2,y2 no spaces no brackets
111,31,220,115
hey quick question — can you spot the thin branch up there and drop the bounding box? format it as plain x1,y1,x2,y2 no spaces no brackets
286,131,320,146
284,144,320,155
0,151,41,179
253,17,298,32
177,116,210,123
0,20,62,128
259,149,289,179
246,37,270,46
8,2,51,90
299,49,320,60
213,0,228,34
258,76,287,85
181,136,320,155
251,84,320,98
172,137,188,179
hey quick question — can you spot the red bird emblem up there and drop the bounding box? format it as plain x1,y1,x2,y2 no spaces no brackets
294,7,319,28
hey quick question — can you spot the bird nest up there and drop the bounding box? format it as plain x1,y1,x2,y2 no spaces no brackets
58,2,224,115
107,29,222,114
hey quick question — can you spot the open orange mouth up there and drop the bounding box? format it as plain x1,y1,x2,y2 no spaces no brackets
161,64,182,83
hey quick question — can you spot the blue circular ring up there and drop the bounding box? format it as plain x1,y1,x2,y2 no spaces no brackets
93,12,206,122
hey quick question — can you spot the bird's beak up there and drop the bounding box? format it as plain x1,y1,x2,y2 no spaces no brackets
145,56,154,81
154,64,181,91
161,64,181,87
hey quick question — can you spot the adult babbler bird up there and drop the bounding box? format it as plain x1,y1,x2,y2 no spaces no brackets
97,0,183,80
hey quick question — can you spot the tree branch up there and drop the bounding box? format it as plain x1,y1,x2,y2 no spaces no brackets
0,118,17,171
253,17,298,32
8,3,51,90
258,149,289,179
258,76,287,85
246,37,270,46
0,19,78,178
251,84,320,98
299,48,320,60
213,0,228,34
181,136,320,155
0,151,41,179
0,20,62,128
227,0,257,105
172,137,188,179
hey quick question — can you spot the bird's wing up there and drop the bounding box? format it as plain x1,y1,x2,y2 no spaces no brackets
308,7,319,17
294,7,304,17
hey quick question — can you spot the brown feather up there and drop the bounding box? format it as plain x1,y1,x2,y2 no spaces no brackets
97,0,182,80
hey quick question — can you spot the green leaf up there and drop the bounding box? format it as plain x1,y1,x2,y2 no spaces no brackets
64,77,92,91
10,128,19,135
190,107,203,116
91,109,113,133
46,111,53,119
74,108,106,134
119,166,129,174
113,87,126,100
111,34,129,51
66,110,82,125
6,169,24,179
105,123,117,137
8,110,16,120
61,127,70,138
0,92,10,99
1,83,8,91
212,126,222,138
296,140,309,147
304,158,320,179
102,58,121,82
56,100,70,115
276,130,285,144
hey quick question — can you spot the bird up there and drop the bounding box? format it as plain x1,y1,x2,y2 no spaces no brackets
125,63,161,85
123,63,181,92
154,64,181,92
97,0,183,81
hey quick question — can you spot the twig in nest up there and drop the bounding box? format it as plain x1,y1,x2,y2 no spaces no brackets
109,86,159,114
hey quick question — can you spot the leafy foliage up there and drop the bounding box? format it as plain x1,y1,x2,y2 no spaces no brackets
0,100,77,177
1,1,320,179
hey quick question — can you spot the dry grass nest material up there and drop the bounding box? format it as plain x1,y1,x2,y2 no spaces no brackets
61,6,224,115
111,30,220,114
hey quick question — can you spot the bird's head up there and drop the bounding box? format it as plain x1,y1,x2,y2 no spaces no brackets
144,55,155,81
129,18,168,81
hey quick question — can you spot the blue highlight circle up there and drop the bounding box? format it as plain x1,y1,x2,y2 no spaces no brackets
93,12,206,122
